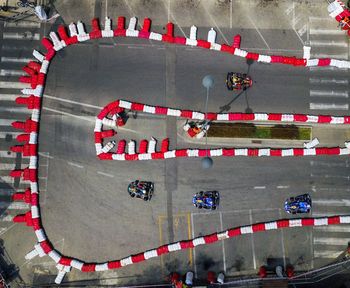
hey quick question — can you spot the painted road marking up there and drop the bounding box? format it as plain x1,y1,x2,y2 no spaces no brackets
0,163,27,170
219,212,227,273
43,107,96,122
0,81,29,89
0,94,18,101
314,226,350,232
0,151,16,158
43,94,102,109
0,132,21,138
0,202,29,210
314,250,342,258
309,103,348,110
249,209,257,270
310,90,348,98
97,171,113,177
313,199,350,206
67,161,84,169
0,215,14,222
3,32,40,40
310,160,349,168
277,185,290,189
314,237,348,246
312,212,350,217
1,57,34,63
309,29,345,35
312,53,349,59
0,69,26,76
254,186,266,189
309,40,348,47
4,21,41,28
0,107,30,113
309,66,348,72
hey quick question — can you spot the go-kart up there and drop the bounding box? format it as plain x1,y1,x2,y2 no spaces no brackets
284,193,312,214
128,180,154,201
226,72,253,91
192,191,219,210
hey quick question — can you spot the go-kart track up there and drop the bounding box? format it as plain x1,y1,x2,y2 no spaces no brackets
6,11,350,284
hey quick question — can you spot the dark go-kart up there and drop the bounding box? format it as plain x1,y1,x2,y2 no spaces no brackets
226,72,253,91
192,191,219,210
128,180,154,201
284,194,312,214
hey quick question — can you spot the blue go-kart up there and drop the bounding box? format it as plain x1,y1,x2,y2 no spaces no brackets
192,191,219,210
284,194,312,214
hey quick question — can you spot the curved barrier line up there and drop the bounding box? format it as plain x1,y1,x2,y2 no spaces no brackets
8,16,350,283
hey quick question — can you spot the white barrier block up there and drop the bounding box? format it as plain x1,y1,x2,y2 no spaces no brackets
196,130,206,139
210,149,223,157
77,21,86,35
102,118,116,127
193,237,205,246
128,17,137,30
70,259,84,270
258,149,270,157
211,43,221,51
31,182,38,193
147,137,157,153
138,153,152,160
34,243,46,257
167,108,181,117
144,249,158,259
281,149,294,157
25,248,39,260
33,50,44,62
102,141,116,153
48,250,61,263
234,48,248,57
303,46,311,59
314,218,328,226
121,256,133,266
217,231,229,240
32,109,40,122
55,270,66,284
104,17,112,31
112,153,125,160
307,115,318,123
345,142,350,149
289,219,302,227
143,105,156,114
126,29,139,37
35,229,46,242
304,148,316,156
187,149,199,157
207,28,216,43
164,150,176,159
119,100,132,109
331,117,344,124
183,123,190,132
95,263,109,271
95,143,102,155
257,55,271,63
50,32,63,51
94,119,103,132
217,272,225,284
189,25,197,40
339,148,350,155
149,32,162,41
102,30,114,37
69,23,78,36
77,34,90,42
192,112,205,120
254,113,268,121
306,59,319,67
29,132,38,144
167,242,181,252
29,156,37,169
127,140,136,155
281,114,294,122
240,225,253,234
40,60,50,74
186,38,197,46
235,149,248,156
217,114,229,121
340,216,350,223
31,206,39,218
304,138,319,149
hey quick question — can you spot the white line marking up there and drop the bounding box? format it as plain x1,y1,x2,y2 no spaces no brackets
311,53,349,59
0,202,29,210
310,160,349,168
0,215,14,222
279,209,286,268
1,57,34,63
309,29,345,35
0,132,21,138
4,21,41,28
310,90,348,98
313,199,350,206
0,94,18,101
312,212,350,217
0,107,30,113
97,171,113,177
311,173,350,180
43,94,103,109
309,103,348,110
0,164,27,170
309,40,348,47
277,186,290,189
219,212,226,273
42,107,96,122
191,212,197,277
254,186,266,189
0,224,16,236
38,152,54,159
127,46,144,49
0,119,18,126
0,69,26,76
309,78,348,85
0,189,16,196
314,250,343,258
247,15,270,50
1,176,30,184
314,226,350,232
309,66,348,72
0,151,15,158
314,237,348,246
67,161,84,169
249,209,257,269
0,81,28,89
3,32,40,40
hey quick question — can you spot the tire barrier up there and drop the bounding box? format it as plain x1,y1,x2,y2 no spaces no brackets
8,16,350,284
95,99,350,161
327,0,350,35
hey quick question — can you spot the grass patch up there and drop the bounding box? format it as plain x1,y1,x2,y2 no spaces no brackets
207,123,311,140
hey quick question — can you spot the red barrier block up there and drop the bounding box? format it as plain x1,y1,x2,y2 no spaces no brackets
220,44,235,54
315,148,328,155
32,218,41,230
156,245,169,255
222,149,234,156
246,52,259,60
124,154,138,161
151,152,165,159
12,119,38,133
142,18,151,32
166,22,174,37
205,112,217,120
65,36,78,45
41,37,53,50
180,240,194,249
198,149,207,157
82,264,96,272
155,106,168,114
344,116,350,124
328,216,341,225
114,16,126,36
16,134,30,142
197,39,211,49
11,144,37,156
94,132,102,143
252,223,265,232
175,149,187,157
294,58,306,66
27,61,41,72
327,147,340,155
31,193,39,206
160,138,169,152
228,113,242,121
59,256,73,266
138,31,150,38
293,114,308,122
174,36,186,45
139,139,148,154
242,114,254,120
204,233,219,243
248,149,259,157
13,211,32,226
10,170,22,178
98,153,113,160
37,73,45,86
293,148,304,156
116,140,126,154
23,168,37,182
91,18,100,32
227,228,241,237
282,56,296,65
12,187,31,202
270,149,282,157
108,260,121,269
57,25,69,41
131,253,145,263
19,76,32,84
276,219,289,228
101,130,115,139
180,110,193,118
131,103,145,111
268,113,282,121
89,30,102,39
301,218,314,226
270,55,283,63
45,49,56,61
318,58,331,66
162,34,174,43
232,34,241,48
318,115,332,123
22,66,35,76
40,240,53,253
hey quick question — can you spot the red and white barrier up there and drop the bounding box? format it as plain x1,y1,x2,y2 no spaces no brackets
327,0,350,35
8,16,350,283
